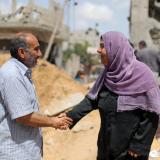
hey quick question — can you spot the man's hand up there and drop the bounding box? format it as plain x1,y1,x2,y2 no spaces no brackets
51,115,73,130
58,112,67,118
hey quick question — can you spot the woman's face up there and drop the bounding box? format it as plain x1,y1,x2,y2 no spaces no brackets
97,39,109,65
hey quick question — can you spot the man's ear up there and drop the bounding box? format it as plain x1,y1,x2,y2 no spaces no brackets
17,48,25,59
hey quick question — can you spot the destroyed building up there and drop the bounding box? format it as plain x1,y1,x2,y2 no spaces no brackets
0,0,69,67
129,0,160,50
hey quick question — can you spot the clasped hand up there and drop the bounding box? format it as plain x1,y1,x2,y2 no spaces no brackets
51,113,72,130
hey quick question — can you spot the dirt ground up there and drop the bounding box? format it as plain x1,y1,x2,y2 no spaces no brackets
0,54,160,160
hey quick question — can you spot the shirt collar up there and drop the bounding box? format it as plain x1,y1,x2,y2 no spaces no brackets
10,58,32,77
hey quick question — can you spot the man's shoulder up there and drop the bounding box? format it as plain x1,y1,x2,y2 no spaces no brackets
139,48,149,53
138,48,158,56
0,59,20,78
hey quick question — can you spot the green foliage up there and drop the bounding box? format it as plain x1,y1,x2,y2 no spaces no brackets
63,48,73,62
74,41,90,62
63,41,89,62
63,41,99,66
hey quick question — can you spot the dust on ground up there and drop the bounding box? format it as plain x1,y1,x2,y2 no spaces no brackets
0,54,159,160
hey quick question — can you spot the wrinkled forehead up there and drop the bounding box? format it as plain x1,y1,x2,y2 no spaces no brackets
26,35,39,48
16,32,39,47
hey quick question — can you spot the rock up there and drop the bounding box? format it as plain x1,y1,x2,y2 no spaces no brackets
72,122,94,133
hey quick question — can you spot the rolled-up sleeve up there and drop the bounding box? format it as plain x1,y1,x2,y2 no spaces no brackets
3,76,34,120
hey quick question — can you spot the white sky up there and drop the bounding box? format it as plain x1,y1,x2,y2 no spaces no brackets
63,0,131,37
0,0,131,37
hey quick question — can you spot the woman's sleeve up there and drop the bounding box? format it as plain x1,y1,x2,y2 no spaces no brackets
66,96,98,128
129,111,159,155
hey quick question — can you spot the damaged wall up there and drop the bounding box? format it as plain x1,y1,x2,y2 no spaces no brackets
129,0,160,50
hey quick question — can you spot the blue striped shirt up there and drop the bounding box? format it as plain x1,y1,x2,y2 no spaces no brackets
0,58,42,160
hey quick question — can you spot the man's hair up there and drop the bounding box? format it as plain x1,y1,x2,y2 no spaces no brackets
10,32,30,59
139,40,147,48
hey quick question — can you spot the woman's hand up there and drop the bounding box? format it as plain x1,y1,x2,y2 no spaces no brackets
128,150,140,158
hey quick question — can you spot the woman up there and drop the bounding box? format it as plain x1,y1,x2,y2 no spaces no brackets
65,31,160,160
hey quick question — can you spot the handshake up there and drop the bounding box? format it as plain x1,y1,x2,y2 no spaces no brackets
50,113,73,130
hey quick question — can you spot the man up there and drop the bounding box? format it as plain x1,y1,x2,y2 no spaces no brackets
0,32,72,160
137,40,160,76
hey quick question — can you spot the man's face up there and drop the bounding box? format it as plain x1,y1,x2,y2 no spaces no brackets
97,40,109,65
23,35,42,68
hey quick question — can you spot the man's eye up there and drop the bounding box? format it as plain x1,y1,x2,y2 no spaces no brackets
35,47,40,51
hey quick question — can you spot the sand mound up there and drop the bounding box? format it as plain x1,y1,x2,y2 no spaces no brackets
32,60,87,109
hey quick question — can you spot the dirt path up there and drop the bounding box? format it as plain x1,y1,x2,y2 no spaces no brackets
43,110,100,160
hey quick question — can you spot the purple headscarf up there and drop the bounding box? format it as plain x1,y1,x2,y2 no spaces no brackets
88,31,160,114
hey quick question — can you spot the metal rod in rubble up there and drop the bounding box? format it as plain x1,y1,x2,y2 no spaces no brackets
43,0,69,60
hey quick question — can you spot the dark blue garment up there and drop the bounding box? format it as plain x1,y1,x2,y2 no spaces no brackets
137,48,160,74
67,86,159,160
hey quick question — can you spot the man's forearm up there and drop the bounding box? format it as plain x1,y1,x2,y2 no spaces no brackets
16,112,54,127
16,112,72,128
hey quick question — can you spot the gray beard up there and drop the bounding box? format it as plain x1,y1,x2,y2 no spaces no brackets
24,51,37,68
